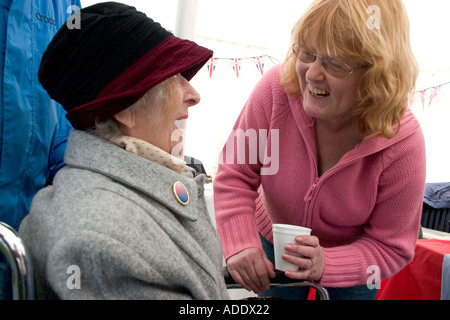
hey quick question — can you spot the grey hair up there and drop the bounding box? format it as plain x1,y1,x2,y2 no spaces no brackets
87,80,167,140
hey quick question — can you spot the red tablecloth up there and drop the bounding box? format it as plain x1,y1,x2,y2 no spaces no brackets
376,239,450,300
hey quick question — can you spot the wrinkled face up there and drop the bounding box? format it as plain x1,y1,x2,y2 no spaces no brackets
296,41,364,127
119,74,200,156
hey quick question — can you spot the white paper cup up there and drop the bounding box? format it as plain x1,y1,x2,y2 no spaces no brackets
272,224,312,272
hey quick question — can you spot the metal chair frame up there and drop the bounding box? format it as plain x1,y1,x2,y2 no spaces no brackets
224,267,329,300
0,222,35,300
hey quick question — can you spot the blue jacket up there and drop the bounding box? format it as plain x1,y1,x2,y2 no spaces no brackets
0,0,81,230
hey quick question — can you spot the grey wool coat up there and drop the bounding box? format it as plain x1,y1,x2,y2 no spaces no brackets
19,130,229,300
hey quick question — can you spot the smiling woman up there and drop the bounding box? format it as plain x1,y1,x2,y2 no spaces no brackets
213,0,426,300
19,2,229,300
282,0,418,139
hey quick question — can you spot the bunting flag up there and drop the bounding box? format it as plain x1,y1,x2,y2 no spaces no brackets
204,55,279,78
252,55,265,76
207,57,219,79
427,85,441,107
229,58,242,78
420,89,427,109
409,82,449,109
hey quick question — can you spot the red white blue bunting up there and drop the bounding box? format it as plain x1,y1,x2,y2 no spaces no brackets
205,55,448,109
410,82,449,109
206,55,279,78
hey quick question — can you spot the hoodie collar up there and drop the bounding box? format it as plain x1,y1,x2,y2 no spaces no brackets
288,95,422,161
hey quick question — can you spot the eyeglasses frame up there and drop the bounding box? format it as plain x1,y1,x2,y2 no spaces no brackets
292,43,367,78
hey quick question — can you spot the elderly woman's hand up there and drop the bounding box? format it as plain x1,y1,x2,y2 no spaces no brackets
282,235,324,282
227,247,276,294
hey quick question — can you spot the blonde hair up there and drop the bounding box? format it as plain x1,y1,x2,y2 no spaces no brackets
281,0,418,139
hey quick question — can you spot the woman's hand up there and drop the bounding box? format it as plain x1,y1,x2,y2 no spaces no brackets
226,247,276,294
283,235,324,282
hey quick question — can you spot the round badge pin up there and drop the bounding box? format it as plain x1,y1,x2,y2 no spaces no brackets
173,181,189,205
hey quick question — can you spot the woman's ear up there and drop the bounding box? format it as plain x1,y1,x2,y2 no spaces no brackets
113,109,135,128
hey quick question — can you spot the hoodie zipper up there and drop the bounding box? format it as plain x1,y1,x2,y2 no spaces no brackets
302,153,369,228
305,153,366,202
304,177,320,202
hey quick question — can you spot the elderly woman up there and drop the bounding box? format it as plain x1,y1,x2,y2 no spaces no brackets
19,2,229,300
213,0,425,300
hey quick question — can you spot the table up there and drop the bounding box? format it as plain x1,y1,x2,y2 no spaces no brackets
376,239,450,300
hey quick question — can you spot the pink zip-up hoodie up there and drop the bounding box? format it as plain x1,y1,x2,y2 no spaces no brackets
213,65,426,288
